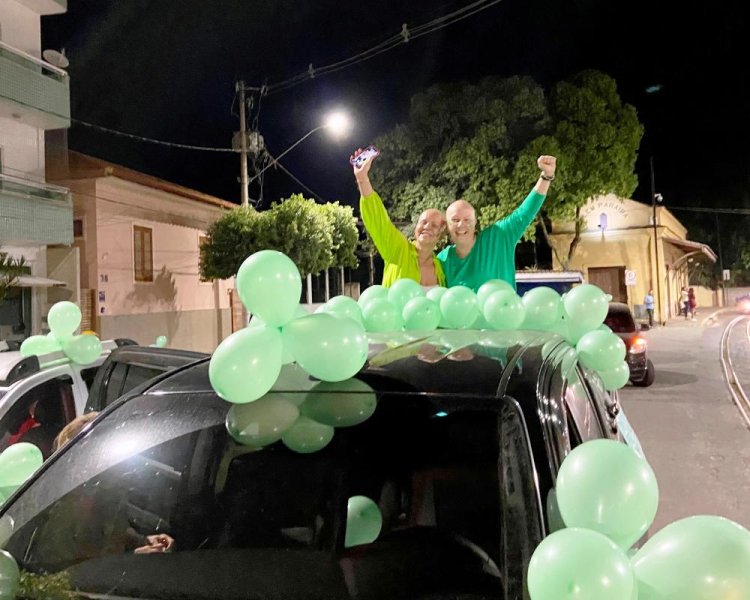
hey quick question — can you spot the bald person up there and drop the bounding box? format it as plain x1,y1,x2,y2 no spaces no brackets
438,155,557,291
353,148,446,289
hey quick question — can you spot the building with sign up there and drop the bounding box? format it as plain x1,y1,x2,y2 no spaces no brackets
548,194,717,323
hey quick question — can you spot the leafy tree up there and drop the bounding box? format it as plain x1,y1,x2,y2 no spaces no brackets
262,195,334,277
199,206,262,280
371,71,644,269
320,202,359,269
0,252,28,304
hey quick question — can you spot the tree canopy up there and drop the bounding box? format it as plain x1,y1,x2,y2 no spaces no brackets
370,70,644,267
0,252,28,305
199,196,359,280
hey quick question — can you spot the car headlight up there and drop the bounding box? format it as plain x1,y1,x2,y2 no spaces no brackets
629,336,647,354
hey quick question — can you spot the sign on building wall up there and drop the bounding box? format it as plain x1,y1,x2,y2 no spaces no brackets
625,270,637,286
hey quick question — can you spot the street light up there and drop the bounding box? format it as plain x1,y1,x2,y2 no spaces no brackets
650,156,663,325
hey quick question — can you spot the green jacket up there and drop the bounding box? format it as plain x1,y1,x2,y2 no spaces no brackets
360,191,445,288
438,189,546,291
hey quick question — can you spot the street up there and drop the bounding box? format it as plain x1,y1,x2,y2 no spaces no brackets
619,310,750,532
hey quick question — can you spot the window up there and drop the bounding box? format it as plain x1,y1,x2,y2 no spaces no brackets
0,376,76,459
133,226,153,283
0,389,541,599
603,310,636,333
550,367,604,445
73,219,84,239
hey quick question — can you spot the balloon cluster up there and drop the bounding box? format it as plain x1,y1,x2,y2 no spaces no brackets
209,250,372,455
528,439,750,600
19,301,103,365
322,278,627,390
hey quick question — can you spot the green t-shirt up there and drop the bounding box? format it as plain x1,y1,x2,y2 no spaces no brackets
437,189,546,291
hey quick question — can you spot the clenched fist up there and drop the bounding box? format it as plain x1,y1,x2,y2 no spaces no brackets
537,155,557,178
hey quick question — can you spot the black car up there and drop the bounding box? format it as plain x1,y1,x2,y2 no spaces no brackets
604,302,655,387
0,330,644,600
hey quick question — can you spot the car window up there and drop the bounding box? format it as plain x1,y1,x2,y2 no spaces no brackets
102,362,128,407
0,388,541,600
550,367,604,445
79,367,99,392
603,310,635,333
0,376,76,459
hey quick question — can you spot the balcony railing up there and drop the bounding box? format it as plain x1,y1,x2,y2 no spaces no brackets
0,41,70,129
0,173,73,245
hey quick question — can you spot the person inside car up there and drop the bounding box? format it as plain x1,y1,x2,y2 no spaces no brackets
353,149,446,290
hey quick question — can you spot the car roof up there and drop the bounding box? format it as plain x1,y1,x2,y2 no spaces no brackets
143,329,562,399
607,302,632,314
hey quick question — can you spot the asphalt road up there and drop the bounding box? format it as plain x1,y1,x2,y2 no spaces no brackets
619,310,750,532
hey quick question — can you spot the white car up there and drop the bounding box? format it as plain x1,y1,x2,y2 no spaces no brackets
0,339,130,459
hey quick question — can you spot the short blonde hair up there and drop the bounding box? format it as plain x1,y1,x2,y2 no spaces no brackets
53,411,99,452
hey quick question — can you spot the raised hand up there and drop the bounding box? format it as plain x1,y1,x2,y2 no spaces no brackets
537,155,557,178
351,148,377,180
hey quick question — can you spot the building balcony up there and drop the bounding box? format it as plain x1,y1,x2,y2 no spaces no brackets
12,0,66,16
0,41,70,130
0,173,73,245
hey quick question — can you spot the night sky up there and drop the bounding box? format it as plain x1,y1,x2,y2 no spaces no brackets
42,0,749,223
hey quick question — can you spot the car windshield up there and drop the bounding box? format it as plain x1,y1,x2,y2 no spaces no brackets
0,368,544,600
604,310,636,334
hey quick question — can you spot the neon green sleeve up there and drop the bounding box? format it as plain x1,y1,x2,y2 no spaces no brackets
360,191,410,263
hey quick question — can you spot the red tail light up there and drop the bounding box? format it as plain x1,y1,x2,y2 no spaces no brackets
630,336,647,354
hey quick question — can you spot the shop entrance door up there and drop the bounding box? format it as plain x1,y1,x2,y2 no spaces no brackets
588,267,627,302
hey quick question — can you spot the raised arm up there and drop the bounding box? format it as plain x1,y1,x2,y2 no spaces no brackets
496,155,556,242
353,150,410,264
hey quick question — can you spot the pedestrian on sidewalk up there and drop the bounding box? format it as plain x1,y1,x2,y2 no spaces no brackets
688,287,697,321
644,289,655,327
680,286,690,319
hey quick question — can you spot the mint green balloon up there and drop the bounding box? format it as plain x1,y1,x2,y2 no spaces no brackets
282,314,368,381
282,416,334,454
439,286,480,329
546,489,565,534
387,279,424,310
362,298,403,332
576,330,626,372
556,439,658,550
155,335,168,348
0,549,19,600
402,297,440,331
47,301,82,338
19,335,60,358
632,516,750,600
226,394,300,448
358,285,388,310
597,361,631,391
528,527,636,600
300,380,377,427
345,495,383,548
0,443,43,488
62,334,102,365
477,279,514,309
322,295,364,324
564,284,609,332
209,326,283,403
483,290,525,330
236,250,302,327
426,287,450,327
521,287,562,330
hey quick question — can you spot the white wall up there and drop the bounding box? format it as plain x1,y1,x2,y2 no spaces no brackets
0,0,42,56
0,117,46,180
93,178,232,318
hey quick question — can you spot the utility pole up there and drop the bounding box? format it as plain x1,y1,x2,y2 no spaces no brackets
715,213,726,306
650,156,663,324
237,81,250,207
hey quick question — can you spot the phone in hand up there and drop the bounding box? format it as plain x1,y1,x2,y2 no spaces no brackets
350,145,380,168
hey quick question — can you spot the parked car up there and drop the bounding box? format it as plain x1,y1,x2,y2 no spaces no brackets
0,339,134,458
604,302,655,387
0,341,204,460
0,330,644,600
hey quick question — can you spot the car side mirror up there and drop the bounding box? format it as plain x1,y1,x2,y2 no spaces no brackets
640,323,650,331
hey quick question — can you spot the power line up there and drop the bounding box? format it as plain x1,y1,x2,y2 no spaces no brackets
260,0,504,96
72,118,238,153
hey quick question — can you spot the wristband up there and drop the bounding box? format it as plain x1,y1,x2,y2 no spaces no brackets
540,172,555,181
